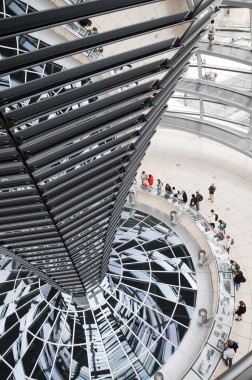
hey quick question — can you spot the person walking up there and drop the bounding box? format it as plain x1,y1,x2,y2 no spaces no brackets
225,235,233,253
148,174,154,187
141,171,148,184
209,209,218,228
208,183,216,202
218,220,227,235
190,194,196,209
235,301,246,321
156,179,163,195
216,230,225,241
172,186,179,198
230,260,240,275
181,190,188,203
165,183,172,195
234,271,246,291
208,20,215,46
223,346,235,368
195,191,203,211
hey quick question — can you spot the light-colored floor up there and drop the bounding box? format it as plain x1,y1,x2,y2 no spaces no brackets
138,127,252,378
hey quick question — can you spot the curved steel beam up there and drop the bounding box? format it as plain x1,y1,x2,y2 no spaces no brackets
197,41,252,66
222,0,252,8
175,78,252,113
160,114,252,158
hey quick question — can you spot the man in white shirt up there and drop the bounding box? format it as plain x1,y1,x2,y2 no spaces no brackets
223,347,235,367
140,171,148,184
172,187,179,198
209,209,217,229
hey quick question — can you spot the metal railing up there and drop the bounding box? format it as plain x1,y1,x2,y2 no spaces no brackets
215,350,252,380
136,186,235,380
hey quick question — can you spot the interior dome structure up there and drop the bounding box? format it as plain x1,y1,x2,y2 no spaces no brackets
1,0,252,379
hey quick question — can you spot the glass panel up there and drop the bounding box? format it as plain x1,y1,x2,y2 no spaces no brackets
0,207,197,378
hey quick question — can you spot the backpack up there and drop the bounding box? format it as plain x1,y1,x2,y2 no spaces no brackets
233,341,239,352
220,221,227,229
217,232,224,241
199,194,203,202
240,276,246,283
215,213,218,221
231,238,234,245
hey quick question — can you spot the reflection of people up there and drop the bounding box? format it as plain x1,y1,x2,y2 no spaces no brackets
208,20,215,46
79,18,92,28
86,26,98,37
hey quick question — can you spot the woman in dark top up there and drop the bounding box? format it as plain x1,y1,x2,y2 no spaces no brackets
235,301,246,321
234,271,245,291
190,194,196,208
165,183,172,194
182,190,187,203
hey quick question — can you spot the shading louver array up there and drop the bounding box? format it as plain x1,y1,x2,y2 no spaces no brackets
0,0,219,294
